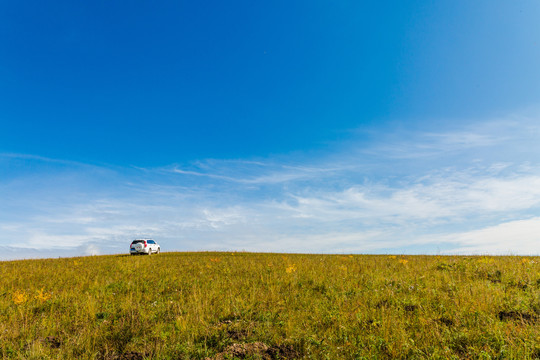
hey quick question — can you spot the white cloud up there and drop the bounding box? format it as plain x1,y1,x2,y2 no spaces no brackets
433,217,540,255
282,172,540,226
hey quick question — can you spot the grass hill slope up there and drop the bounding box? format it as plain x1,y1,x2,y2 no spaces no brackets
1,252,539,359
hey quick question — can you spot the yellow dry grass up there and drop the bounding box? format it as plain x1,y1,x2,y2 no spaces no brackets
0,252,539,359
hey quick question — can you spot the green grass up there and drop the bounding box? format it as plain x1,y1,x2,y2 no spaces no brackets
1,252,539,359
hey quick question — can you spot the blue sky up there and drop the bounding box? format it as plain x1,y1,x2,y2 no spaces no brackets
1,1,540,258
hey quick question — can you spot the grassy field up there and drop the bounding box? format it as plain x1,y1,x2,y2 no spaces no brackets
0,252,539,359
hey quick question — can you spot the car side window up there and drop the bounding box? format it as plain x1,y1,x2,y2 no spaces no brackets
148,240,155,244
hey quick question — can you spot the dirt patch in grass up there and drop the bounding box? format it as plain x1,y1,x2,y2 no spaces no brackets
206,342,299,360
41,336,62,349
498,310,538,323
267,343,299,359
403,304,418,312
437,317,454,326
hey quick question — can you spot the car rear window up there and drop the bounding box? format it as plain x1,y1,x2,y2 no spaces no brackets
132,240,145,244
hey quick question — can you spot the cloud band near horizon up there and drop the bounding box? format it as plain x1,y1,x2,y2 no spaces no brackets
1,114,540,259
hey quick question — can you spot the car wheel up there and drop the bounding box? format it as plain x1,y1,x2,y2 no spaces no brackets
157,248,160,254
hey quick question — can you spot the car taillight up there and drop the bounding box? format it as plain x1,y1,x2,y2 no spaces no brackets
144,241,147,247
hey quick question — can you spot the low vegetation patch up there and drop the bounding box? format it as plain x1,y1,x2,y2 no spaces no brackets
0,253,538,358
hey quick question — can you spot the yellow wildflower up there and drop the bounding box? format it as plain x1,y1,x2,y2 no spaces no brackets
35,288,51,302
398,259,409,265
210,258,221,263
388,255,397,259
12,290,28,305
286,264,296,273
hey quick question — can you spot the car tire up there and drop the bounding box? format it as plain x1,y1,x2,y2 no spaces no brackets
157,248,160,254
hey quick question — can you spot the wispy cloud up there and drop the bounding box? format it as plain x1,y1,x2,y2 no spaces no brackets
358,116,540,162
284,170,540,223
169,160,349,185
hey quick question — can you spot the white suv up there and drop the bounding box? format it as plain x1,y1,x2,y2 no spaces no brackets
130,239,160,255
